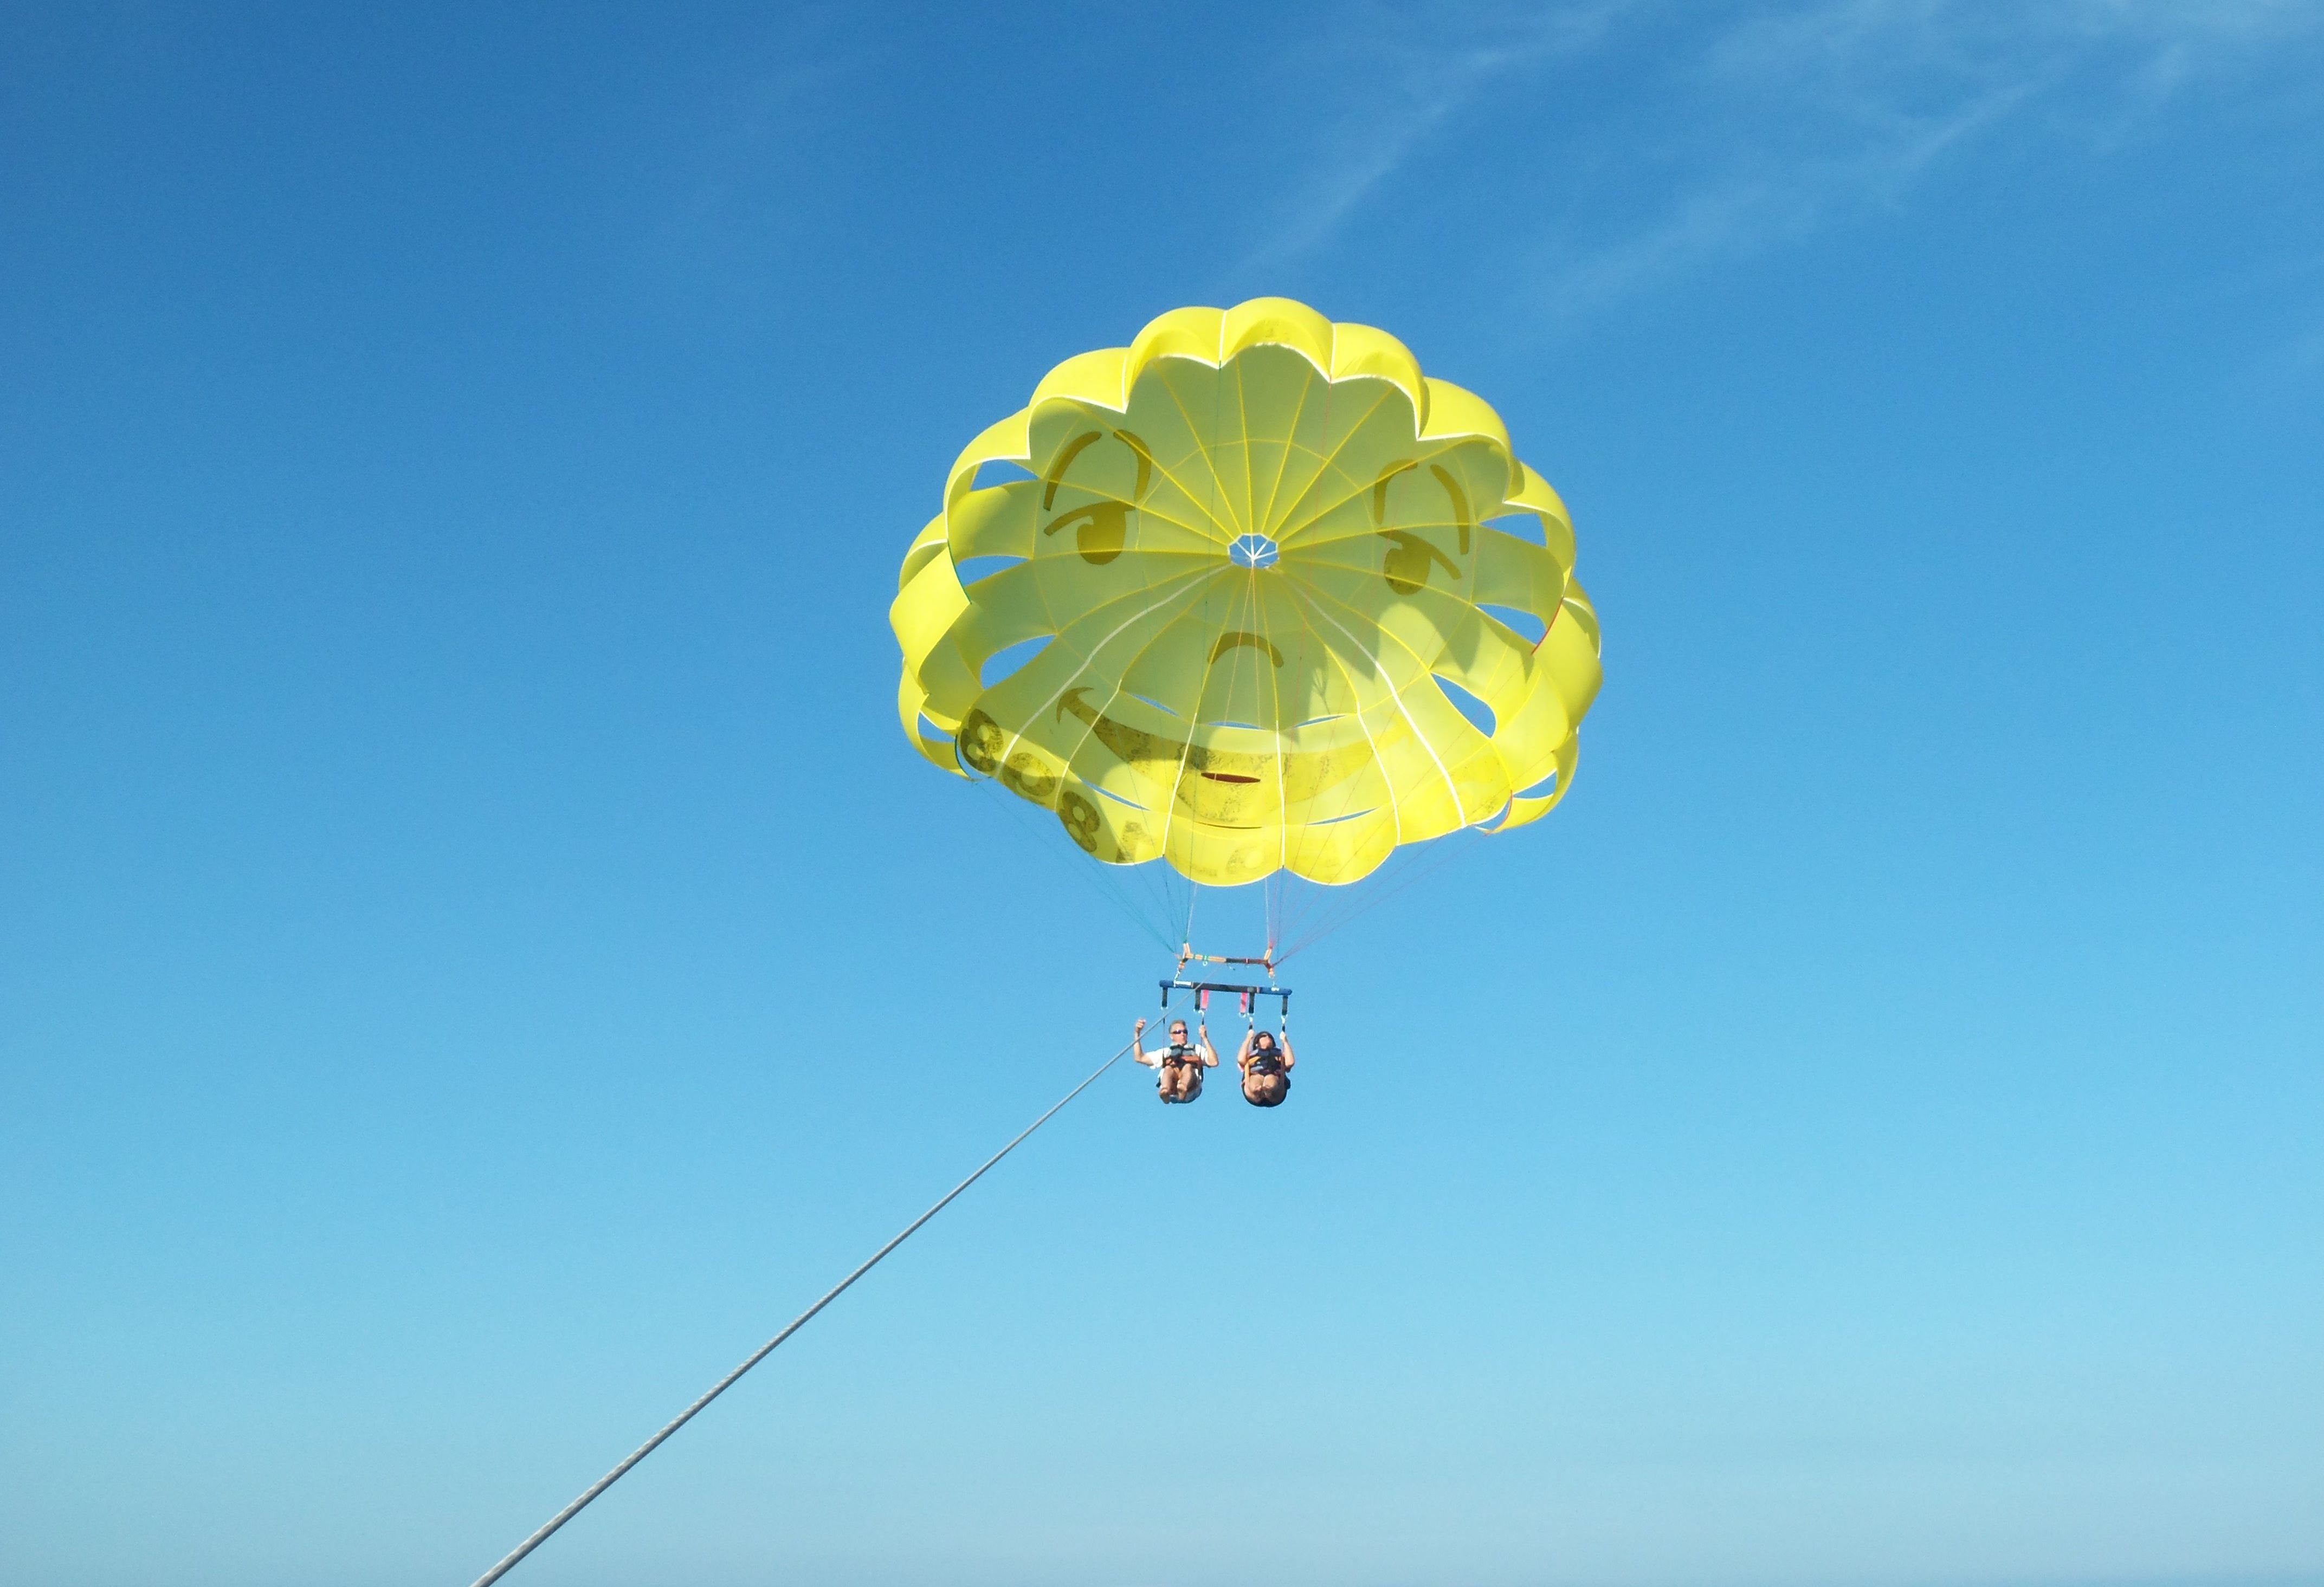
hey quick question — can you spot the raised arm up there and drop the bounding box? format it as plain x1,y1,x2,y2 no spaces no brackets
1195,1022,1219,1067
1234,1029,1256,1068
1276,1032,1295,1070
1132,1017,1158,1069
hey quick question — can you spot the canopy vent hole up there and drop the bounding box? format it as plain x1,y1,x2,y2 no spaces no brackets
1229,533,1280,569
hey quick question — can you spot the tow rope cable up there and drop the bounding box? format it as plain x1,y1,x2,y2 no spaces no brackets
467,1038,1137,1587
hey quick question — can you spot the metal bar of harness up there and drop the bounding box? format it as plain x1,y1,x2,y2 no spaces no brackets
1161,979,1292,1005
466,1039,1137,1587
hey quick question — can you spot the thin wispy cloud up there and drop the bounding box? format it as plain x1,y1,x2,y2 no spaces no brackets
1234,0,1638,275
1249,0,2324,323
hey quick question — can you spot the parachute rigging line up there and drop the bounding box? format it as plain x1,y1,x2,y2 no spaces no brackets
1274,826,1486,964
968,777,1177,954
466,1038,1138,1587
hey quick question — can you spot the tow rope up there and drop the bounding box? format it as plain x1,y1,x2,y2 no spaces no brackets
467,1039,1136,1586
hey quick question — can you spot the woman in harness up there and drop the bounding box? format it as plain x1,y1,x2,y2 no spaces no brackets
1133,1016,1216,1104
1236,1027,1295,1107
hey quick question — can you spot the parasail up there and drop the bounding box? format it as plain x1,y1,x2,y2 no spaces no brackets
891,297,1601,895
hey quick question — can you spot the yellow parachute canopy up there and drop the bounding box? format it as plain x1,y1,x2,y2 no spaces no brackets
891,298,1603,888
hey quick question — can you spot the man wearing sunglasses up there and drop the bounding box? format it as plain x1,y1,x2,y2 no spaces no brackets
1133,1015,1216,1104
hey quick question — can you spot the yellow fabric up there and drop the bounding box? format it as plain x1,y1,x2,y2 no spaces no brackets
890,297,1604,886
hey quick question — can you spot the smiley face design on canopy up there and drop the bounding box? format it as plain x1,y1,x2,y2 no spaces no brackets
892,298,1602,888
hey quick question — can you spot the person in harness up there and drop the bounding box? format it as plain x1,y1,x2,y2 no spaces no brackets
1133,1015,1216,1104
1237,1027,1295,1107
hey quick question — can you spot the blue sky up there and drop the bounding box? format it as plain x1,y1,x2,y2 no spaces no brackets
3,4,2320,1585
